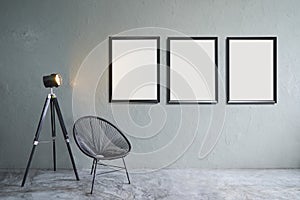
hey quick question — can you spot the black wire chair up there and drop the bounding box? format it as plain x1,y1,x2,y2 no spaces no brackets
73,116,131,194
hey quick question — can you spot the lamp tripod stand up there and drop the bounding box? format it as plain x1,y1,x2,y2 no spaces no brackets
21,88,79,187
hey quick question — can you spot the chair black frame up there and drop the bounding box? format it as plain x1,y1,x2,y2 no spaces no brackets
73,116,131,194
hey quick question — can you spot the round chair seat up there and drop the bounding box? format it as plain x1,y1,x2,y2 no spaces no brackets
73,116,131,160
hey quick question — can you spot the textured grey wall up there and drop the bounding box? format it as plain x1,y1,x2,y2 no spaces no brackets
1,0,300,169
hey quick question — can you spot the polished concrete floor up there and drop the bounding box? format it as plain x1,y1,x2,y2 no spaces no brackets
0,169,300,200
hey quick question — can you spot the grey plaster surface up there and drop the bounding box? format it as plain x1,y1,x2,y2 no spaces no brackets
1,0,300,170
1,169,300,200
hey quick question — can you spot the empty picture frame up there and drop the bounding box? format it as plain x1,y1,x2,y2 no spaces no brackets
167,37,218,104
109,36,160,103
226,37,277,104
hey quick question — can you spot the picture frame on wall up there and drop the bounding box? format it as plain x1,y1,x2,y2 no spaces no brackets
109,36,160,103
226,37,277,104
167,37,218,104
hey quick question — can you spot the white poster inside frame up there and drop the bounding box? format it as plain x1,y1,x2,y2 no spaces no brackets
227,37,277,104
167,37,218,104
109,36,160,103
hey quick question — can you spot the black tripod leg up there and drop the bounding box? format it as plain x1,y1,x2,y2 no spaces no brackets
53,98,79,181
21,95,51,187
50,100,56,171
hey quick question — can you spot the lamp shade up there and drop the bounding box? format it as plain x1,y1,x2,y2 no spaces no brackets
43,73,62,88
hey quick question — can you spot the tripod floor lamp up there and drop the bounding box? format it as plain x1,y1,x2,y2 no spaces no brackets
21,73,79,187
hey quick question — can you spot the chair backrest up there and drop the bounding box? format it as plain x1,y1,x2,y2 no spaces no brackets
73,116,131,160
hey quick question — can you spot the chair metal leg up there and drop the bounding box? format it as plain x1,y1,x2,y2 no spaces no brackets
90,159,95,175
122,158,130,184
90,159,98,194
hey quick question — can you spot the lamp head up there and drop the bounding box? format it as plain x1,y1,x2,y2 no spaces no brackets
43,73,62,88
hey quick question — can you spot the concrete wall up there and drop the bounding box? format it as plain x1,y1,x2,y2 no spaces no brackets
1,0,300,169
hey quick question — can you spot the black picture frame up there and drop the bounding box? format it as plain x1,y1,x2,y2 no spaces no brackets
226,37,277,104
109,36,160,103
167,37,218,104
